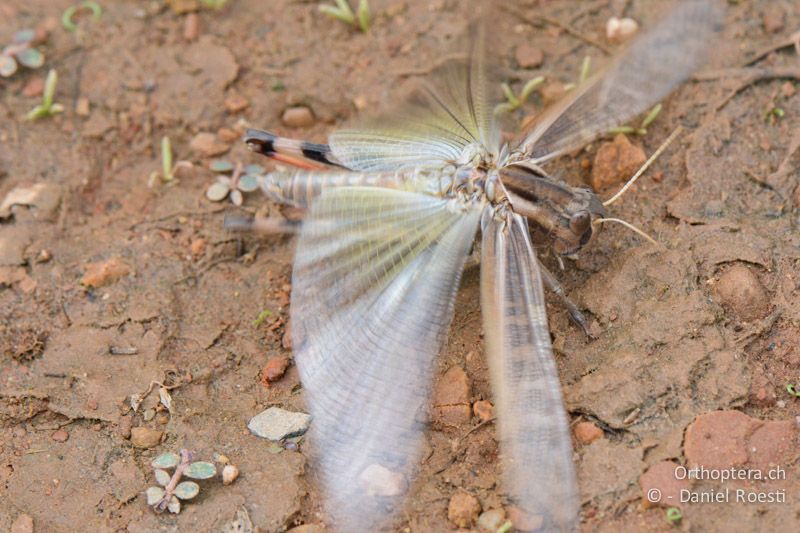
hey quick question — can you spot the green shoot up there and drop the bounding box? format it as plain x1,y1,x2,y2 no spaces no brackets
787,383,800,397
665,507,682,525
320,0,370,33
26,69,64,121
495,76,545,114
609,103,662,136
161,136,174,182
564,56,591,91
765,106,785,123
496,521,513,533
62,1,102,33
253,309,273,327
200,0,229,8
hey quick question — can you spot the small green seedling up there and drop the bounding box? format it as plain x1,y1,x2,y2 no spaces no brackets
200,0,230,8
609,103,662,136
787,383,800,397
0,29,45,78
495,76,545,114
319,0,370,33
148,136,193,185
62,1,102,33
665,506,682,525
496,521,513,533
252,308,273,327
147,450,216,514
765,106,785,123
564,56,592,91
206,161,263,206
26,69,64,121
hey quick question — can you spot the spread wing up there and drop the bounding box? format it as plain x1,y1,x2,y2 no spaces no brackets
292,187,483,531
329,23,501,171
480,210,579,530
512,0,724,164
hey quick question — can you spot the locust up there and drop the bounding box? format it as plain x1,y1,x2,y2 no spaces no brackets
240,1,723,530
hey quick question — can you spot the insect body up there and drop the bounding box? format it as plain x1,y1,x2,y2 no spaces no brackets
244,1,722,530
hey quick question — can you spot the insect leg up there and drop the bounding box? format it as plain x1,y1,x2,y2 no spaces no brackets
244,129,344,169
538,260,595,339
223,213,301,234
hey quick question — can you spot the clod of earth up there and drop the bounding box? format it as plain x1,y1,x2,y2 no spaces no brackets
190,132,230,157
713,264,770,321
432,365,472,426
281,106,316,128
573,421,603,445
590,134,647,190
515,43,544,69
247,406,311,441
130,427,164,448
477,508,506,532
447,491,482,528
81,256,131,287
472,399,493,422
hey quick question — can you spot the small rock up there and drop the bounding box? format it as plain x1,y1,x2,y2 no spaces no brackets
190,132,230,157
87,398,98,410
639,460,690,509
247,406,311,441
281,106,315,128
477,508,506,532
606,17,639,44
762,5,785,33
51,429,69,442
358,463,407,497
75,97,90,117
155,413,170,425
781,81,796,98
224,93,249,113
21,76,44,98
130,427,163,448
81,256,131,287
190,237,207,256
714,264,769,321
472,400,493,422
573,421,603,444
282,320,293,350
352,95,368,110
684,410,752,469
515,44,544,69
222,464,239,485
217,127,239,143
36,249,52,263
590,134,647,190
433,365,471,426
260,355,290,385
184,13,200,41
540,80,566,106
448,492,481,528
505,506,543,532
10,514,34,533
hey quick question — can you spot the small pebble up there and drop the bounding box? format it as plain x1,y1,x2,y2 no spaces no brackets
590,134,646,191
247,407,311,441
573,421,603,444
130,427,163,448
448,492,481,528
714,264,769,321
81,256,131,288
224,93,249,113
75,97,90,117
118,415,132,439
87,398,98,410
477,509,506,533
514,43,544,69
36,249,52,263
184,12,200,41
281,106,315,128
358,463,407,497
222,463,240,485
260,355,290,385
606,17,639,43
51,429,69,442
155,413,170,425
190,132,230,157
190,238,207,256
472,400,493,422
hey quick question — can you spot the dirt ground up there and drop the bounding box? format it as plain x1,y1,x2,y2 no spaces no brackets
1,0,799,531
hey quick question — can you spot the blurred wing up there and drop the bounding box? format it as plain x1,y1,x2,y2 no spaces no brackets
292,187,482,531
329,23,500,171
480,210,578,530
513,0,724,164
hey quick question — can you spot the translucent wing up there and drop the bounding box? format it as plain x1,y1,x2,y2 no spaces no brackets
292,187,482,531
480,210,578,530
329,23,500,171
512,0,724,164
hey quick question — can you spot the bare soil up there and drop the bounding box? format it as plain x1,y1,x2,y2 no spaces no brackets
2,1,799,532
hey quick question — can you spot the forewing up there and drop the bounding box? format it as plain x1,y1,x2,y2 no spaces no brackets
513,0,724,164
292,187,482,530
480,211,578,530
329,23,500,171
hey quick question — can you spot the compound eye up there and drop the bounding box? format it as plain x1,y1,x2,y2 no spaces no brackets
569,211,591,234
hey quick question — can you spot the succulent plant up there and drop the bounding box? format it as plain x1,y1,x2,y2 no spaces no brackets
0,30,45,78
206,161,263,206
146,450,216,514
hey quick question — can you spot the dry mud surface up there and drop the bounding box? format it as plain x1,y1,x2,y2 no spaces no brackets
1,1,799,531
